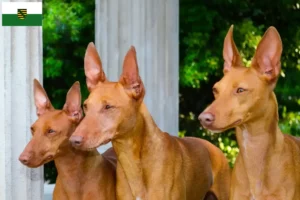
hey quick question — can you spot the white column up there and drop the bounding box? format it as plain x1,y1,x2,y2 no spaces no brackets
95,0,179,153
0,1,44,199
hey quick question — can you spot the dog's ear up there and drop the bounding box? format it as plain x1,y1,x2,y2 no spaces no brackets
63,81,82,123
223,25,243,73
33,79,54,117
84,42,106,91
119,46,145,101
251,26,282,88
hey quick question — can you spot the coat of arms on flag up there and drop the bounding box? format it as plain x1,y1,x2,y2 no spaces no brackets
17,9,27,20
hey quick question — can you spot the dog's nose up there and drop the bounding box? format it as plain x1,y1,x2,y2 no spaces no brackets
69,135,83,146
19,154,31,165
198,112,215,126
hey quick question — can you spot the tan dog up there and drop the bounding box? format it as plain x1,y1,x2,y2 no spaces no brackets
69,43,231,200
19,80,117,200
199,26,300,200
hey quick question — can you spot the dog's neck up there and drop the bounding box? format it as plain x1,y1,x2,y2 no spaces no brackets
54,137,102,191
235,92,284,197
112,103,161,199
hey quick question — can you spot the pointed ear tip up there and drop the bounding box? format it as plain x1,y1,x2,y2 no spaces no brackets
33,79,42,88
69,81,80,91
265,26,278,34
86,42,97,55
72,81,80,88
225,25,234,39
129,46,136,54
227,24,234,32
129,45,136,51
268,26,277,31
264,26,282,44
87,42,95,48
125,46,137,57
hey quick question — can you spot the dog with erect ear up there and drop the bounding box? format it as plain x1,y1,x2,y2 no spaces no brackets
199,25,300,200
19,79,117,200
70,42,231,200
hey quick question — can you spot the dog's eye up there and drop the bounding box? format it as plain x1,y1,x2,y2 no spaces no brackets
212,87,218,94
105,105,113,109
47,129,55,134
30,127,35,135
83,103,87,110
236,88,246,93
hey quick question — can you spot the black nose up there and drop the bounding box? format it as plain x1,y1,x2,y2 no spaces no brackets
69,135,83,146
198,112,215,126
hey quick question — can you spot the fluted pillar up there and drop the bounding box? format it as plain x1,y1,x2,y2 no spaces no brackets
0,1,43,199
95,0,179,152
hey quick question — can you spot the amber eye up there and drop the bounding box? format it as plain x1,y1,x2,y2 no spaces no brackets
47,129,55,134
212,87,218,94
83,103,87,111
236,88,246,93
105,105,113,109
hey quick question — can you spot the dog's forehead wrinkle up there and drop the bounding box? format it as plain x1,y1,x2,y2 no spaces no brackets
91,83,120,97
89,83,131,105
36,111,67,131
222,69,258,89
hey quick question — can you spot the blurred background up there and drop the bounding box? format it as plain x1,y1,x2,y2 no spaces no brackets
43,0,300,183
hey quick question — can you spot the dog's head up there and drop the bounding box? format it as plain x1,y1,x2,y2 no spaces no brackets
199,25,282,132
70,43,145,150
19,80,82,167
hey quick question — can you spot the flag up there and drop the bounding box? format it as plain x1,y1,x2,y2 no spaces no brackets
2,2,42,26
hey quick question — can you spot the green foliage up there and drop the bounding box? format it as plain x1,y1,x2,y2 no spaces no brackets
43,0,93,108
217,132,239,167
43,0,94,183
179,0,300,165
43,0,300,182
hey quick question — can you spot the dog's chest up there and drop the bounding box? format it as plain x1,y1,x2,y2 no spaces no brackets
233,164,296,200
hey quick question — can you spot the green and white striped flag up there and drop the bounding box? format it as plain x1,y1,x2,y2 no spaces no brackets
2,2,42,26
